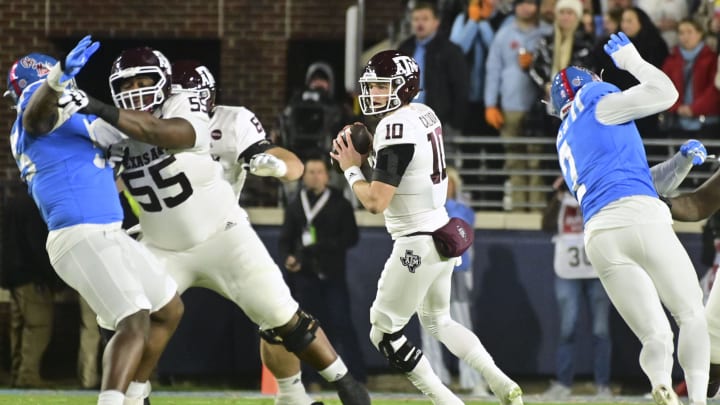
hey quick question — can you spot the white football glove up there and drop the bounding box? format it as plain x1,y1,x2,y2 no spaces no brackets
58,89,89,116
249,153,287,177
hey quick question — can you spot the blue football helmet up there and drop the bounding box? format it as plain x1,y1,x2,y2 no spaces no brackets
549,66,600,119
4,53,58,103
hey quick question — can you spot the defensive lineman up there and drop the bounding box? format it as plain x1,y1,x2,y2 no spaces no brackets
549,32,709,405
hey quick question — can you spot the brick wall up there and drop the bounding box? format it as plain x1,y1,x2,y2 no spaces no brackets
0,0,404,179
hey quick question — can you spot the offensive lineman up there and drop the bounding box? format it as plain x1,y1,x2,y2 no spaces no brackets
331,50,522,405
548,32,708,405
61,45,370,405
170,59,332,405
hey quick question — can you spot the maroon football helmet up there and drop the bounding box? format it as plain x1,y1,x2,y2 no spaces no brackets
171,60,216,113
109,47,172,112
358,50,420,115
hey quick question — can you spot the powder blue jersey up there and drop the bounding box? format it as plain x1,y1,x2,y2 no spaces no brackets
10,81,122,230
555,81,657,223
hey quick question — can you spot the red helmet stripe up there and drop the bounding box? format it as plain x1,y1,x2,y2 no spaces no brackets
560,69,575,102
9,62,21,97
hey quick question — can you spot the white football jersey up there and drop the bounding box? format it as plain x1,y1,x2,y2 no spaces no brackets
208,105,267,199
120,93,240,251
373,103,449,239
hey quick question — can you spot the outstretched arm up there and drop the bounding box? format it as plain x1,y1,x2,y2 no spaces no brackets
259,146,304,181
595,33,678,125
651,139,707,196
23,35,100,135
670,169,720,221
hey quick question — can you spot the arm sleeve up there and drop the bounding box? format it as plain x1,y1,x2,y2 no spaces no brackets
650,151,695,196
239,140,275,163
595,56,679,125
449,15,478,54
372,144,415,187
484,30,503,107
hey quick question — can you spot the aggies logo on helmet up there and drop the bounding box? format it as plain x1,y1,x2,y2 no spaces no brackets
392,56,418,76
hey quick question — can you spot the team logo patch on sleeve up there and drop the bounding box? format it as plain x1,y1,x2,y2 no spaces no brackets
400,250,421,273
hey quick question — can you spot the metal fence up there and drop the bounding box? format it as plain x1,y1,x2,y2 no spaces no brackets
445,135,720,211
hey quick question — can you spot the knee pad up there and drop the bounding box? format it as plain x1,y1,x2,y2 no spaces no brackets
259,310,319,353
376,329,423,373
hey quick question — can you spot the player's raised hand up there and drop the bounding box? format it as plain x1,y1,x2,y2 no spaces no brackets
62,35,100,82
249,153,288,177
680,139,707,166
603,32,640,71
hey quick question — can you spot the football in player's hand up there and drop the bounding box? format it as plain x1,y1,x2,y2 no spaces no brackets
335,122,373,155
331,122,373,172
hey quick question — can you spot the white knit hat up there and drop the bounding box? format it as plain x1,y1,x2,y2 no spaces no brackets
554,0,583,18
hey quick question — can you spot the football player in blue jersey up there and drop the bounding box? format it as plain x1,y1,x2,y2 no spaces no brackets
549,32,709,405
6,36,184,405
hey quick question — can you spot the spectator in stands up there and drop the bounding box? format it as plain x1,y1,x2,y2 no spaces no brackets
530,0,595,105
450,0,495,136
693,0,720,51
484,0,550,211
581,10,597,37
592,7,668,135
541,177,612,399
636,0,687,48
279,156,366,389
661,18,720,138
540,0,557,24
420,167,489,396
399,2,469,135
601,8,623,37
1,185,61,388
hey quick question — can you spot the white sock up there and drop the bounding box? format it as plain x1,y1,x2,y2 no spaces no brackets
318,358,348,382
276,372,314,405
97,390,125,405
125,380,151,399
407,356,463,405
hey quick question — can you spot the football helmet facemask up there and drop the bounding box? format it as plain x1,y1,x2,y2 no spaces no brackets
109,47,172,112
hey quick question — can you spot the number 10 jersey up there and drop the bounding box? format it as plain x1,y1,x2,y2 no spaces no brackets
373,103,449,239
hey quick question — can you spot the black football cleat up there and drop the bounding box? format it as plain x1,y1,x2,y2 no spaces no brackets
709,363,720,398
332,374,371,405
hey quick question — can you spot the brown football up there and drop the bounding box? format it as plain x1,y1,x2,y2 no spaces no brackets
337,122,373,154
331,122,373,172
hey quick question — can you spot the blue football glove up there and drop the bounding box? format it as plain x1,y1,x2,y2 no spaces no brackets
603,32,640,70
680,139,707,166
61,35,100,82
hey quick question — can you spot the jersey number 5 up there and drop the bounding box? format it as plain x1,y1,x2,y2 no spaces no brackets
121,155,194,212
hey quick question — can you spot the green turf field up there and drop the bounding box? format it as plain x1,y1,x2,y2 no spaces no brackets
0,396,650,405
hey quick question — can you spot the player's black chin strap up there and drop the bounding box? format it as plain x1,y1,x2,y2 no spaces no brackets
259,309,320,353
